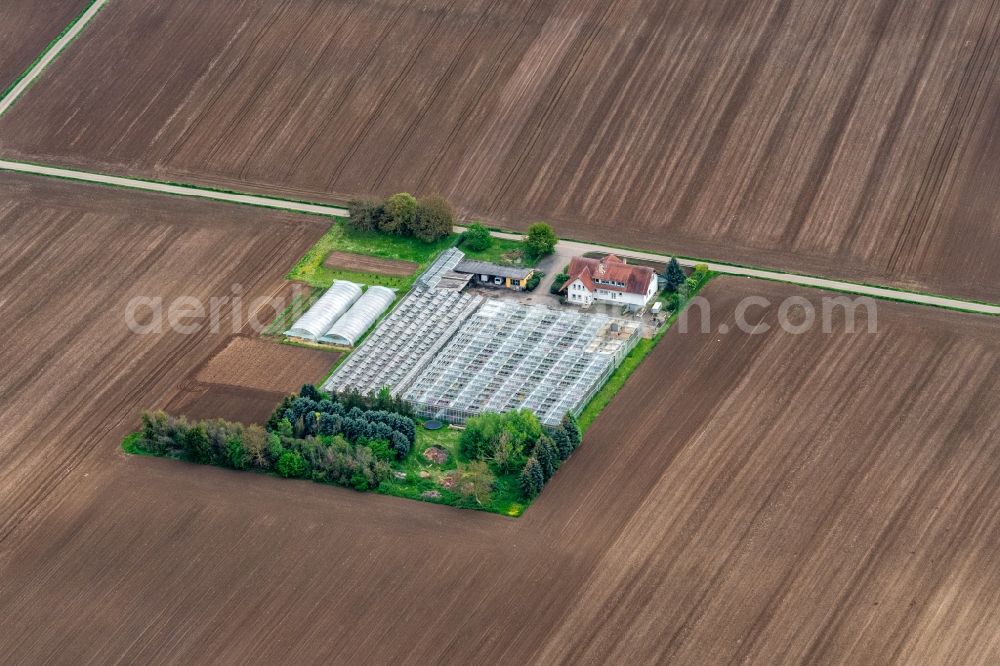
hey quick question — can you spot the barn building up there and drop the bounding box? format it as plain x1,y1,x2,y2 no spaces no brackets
454,260,535,291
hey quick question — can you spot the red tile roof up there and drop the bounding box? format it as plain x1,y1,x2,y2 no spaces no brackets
562,255,655,296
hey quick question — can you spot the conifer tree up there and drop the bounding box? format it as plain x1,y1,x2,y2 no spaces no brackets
561,413,582,449
552,427,573,461
521,457,544,499
536,436,558,480
664,257,686,293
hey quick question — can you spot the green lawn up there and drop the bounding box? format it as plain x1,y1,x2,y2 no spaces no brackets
287,221,458,289
459,236,542,268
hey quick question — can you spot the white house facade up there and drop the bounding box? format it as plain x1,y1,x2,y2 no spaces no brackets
561,255,657,310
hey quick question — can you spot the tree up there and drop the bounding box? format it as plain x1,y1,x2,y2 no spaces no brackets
226,437,249,470
551,427,573,460
487,430,517,473
347,199,386,232
462,223,493,252
561,413,582,450
184,424,212,464
390,430,411,459
383,192,418,235
244,425,269,469
411,195,455,242
664,257,685,293
458,461,495,506
276,451,308,478
460,410,542,462
535,435,558,480
300,384,323,402
520,457,544,499
525,222,557,258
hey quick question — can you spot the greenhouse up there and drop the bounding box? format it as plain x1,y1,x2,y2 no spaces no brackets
323,286,483,396
284,281,362,341
318,286,396,347
417,247,465,289
402,300,641,427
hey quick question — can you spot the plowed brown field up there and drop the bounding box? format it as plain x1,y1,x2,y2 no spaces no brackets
323,251,418,277
3,256,999,662
0,0,91,92
194,334,337,393
1,0,998,300
0,173,324,544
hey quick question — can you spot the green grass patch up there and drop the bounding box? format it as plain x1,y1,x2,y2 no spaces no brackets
459,236,540,268
287,221,458,289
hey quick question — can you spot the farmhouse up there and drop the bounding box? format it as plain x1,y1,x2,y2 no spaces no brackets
562,255,657,309
455,259,535,291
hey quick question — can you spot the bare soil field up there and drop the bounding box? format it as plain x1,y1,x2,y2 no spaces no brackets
165,382,287,426
194,334,337,393
0,0,91,92
0,173,324,544
3,267,998,663
323,250,418,277
1,0,998,300
524,279,1000,664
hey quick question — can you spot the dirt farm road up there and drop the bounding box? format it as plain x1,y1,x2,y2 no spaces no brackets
0,160,996,316
459,228,1000,316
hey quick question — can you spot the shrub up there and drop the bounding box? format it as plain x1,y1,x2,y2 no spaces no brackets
276,451,308,478
347,199,386,232
550,272,570,294
524,271,543,292
462,223,493,252
686,263,711,291
366,438,395,462
525,222,557,258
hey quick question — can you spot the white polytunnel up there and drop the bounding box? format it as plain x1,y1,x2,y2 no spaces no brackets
284,281,363,341
319,286,396,346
